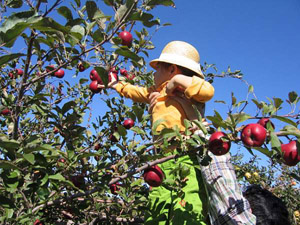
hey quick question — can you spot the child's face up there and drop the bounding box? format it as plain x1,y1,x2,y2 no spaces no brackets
153,63,176,88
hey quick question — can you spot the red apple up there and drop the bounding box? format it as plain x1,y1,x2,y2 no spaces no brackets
1,108,11,116
208,131,231,155
119,31,133,47
15,68,23,75
54,69,65,78
77,63,85,72
109,182,121,194
143,165,164,187
125,73,135,80
120,68,128,76
34,219,44,225
8,72,14,79
90,69,103,84
123,118,134,129
241,123,266,147
89,81,101,93
58,158,66,163
281,140,300,166
257,117,275,129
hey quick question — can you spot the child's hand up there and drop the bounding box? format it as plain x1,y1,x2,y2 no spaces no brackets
166,75,193,96
166,79,178,96
148,92,161,113
98,74,118,89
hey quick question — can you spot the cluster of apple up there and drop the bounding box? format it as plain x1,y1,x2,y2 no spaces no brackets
88,67,118,93
46,65,65,78
8,68,23,79
208,118,300,166
120,68,135,80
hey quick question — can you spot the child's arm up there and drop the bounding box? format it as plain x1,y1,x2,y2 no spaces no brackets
166,74,214,103
98,76,153,103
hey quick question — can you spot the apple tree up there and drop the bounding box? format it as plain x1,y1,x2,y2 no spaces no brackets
0,0,299,224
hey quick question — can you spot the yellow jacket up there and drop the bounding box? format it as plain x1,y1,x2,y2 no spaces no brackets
115,76,214,132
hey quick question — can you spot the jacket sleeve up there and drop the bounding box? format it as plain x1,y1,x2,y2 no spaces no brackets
115,82,153,103
184,76,215,103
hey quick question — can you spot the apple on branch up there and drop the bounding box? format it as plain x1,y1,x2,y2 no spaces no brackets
143,165,164,187
281,140,300,166
119,30,133,47
54,69,65,78
89,81,102,93
15,68,23,76
257,117,275,129
208,131,231,155
123,118,135,129
241,123,266,147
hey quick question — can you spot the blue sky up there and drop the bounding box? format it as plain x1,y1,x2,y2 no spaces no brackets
147,0,300,118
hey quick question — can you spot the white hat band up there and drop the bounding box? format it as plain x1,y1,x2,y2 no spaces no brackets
159,53,201,72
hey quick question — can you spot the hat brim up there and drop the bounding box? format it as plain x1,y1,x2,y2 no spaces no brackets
149,57,204,79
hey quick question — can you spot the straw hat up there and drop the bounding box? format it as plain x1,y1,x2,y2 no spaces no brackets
149,41,204,78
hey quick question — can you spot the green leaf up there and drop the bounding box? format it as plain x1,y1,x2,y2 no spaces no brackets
31,17,70,34
253,146,272,157
115,4,128,21
0,195,15,208
62,101,76,115
49,173,66,181
0,161,20,170
248,85,254,93
0,11,41,47
57,6,73,21
147,0,175,6
95,67,108,86
288,91,298,104
86,1,104,21
231,92,236,106
273,116,297,127
71,25,85,39
273,97,283,109
0,53,25,66
91,29,105,43
117,124,127,136
0,138,20,149
251,99,263,109
115,48,141,61
7,0,23,8
132,105,144,122
280,125,300,138
23,153,35,165
270,131,281,148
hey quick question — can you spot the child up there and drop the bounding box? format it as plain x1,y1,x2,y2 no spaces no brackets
101,41,255,224
243,185,291,225
102,40,213,224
